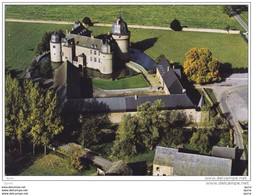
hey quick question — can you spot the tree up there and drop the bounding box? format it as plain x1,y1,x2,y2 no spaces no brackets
222,5,233,17
37,29,65,54
40,60,53,78
190,128,214,154
183,48,221,84
23,80,44,155
137,100,167,150
5,74,22,153
82,17,92,26
41,89,64,155
79,115,109,148
170,19,182,31
222,5,248,17
112,114,139,159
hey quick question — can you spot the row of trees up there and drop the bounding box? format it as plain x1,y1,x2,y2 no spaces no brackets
111,100,187,159
223,5,248,17
5,74,63,156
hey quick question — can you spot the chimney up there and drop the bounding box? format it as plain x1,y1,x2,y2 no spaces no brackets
135,95,138,100
173,65,175,69
182,88,186,93
91,35,94,39
167,66,170,72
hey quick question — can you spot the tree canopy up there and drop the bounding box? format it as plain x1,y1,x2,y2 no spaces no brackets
37,29,65,54
183,48,221,84
112,100,187,160
5,75,63,155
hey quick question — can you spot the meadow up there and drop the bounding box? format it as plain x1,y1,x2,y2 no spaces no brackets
5,5,243,30
19,153,97,176
5,22,248,77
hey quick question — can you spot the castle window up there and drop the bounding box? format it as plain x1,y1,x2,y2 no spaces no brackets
98,52,100,56
94,58,97,62
90,50,92,54
53,46,56,48
90,57,92,61
98,59,100,63
94,51,97,55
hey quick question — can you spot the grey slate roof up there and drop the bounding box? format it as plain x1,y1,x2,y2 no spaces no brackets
156,57,184,94
53,61,80,100
65,34,104,50
174,152,232,176
212,146,237,160
64,93,195,113
153,146,178,167
105,160,132,175
71,25,91,37
153,146,232,176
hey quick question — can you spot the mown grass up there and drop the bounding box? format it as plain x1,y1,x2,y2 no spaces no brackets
205,88,222,113
240,11,248,24
5,5,243,30
5,22,248,78
129,27,248,69
5,22,72,76
92,74,149,90
19,153,97,176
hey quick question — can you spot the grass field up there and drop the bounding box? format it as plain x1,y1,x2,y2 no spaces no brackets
129,28,248,69
92,74,149,90
19,153,97,176
240,11,248,24
5,22,72,76
5,5,243,30
5,22,248,77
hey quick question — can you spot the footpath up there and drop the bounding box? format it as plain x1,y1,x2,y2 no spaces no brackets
6,18,240,34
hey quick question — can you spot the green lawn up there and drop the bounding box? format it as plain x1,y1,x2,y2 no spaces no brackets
129,28,248,68
5,22,72,76
19,153,97,176
5,22,248,77
205,88,222,113
92,74,149,90
5,5,243,30
240,11,248,24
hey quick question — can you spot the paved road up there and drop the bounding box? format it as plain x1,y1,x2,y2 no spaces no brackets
5,18,240,34
233,12,248,32
195,74,248,161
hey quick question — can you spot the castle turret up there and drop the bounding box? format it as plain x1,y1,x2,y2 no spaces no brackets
111,11,130,62
50,32,62,63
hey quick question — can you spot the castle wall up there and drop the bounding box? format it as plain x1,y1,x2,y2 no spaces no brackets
62,45,74,63
112,34,130,61
50,42,61,62
75,45,113,74
100,53,113,74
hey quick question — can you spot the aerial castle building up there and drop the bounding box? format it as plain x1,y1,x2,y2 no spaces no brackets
50,12,130,74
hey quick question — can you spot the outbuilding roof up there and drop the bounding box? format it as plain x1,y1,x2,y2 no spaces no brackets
153,146,232,176
156,57,184,94
212,146,237,160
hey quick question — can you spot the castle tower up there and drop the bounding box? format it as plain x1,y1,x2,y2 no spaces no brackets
111,10,130,62
50,32,62,63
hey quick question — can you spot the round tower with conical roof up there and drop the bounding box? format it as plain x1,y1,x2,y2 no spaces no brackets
111,10,130,62
50,32,62,62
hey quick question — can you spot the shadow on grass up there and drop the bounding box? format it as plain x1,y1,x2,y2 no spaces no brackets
131,37,158,52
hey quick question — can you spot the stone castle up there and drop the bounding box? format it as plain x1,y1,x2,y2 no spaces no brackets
50,12,130,74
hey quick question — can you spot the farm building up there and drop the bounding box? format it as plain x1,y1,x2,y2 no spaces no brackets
153,146,232,176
